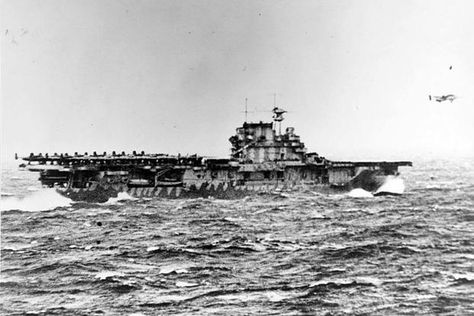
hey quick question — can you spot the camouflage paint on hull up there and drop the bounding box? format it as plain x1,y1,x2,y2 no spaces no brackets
58,181,326,202
58,170,397,203
59,183,260,202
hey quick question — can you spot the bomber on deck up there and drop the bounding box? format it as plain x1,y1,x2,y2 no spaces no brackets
19,107,412,202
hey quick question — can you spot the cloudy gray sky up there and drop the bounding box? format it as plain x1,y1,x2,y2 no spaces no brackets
2,0,473,162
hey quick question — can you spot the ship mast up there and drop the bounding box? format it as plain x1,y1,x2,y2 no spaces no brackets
272,94,287,135
245,97,248,123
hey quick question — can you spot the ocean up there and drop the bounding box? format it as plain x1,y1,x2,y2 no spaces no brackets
1,158,473,315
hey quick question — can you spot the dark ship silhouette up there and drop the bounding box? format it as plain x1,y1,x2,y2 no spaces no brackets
19,107,412,202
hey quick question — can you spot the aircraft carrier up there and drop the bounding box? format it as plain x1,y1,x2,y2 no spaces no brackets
18,107,412,202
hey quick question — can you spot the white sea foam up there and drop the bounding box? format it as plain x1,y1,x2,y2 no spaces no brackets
160,266,189,274
375,176,405,195
347,188,374,198
146,246,160,252
95,271,125,280
265,290,299,302
176,281,199,287
105,192,138,204
309,276,382,287
0,188,72,212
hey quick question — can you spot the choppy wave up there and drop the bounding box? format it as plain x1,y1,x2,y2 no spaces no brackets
0,188,72,212
1,158,473,315
347,188,373,198
375,175,405,195
104,192,139,204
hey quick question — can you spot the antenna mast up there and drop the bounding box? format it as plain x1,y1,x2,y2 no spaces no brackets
245,97,248,122
272,95,286,136
275,94,280,134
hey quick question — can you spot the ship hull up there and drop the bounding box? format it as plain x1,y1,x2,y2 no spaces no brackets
57,172,403,202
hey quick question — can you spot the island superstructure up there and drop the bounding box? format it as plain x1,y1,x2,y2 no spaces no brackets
19,107,412,202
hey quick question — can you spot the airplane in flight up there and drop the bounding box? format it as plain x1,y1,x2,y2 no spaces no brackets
429,94,457,103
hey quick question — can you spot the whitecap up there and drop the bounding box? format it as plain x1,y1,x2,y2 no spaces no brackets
105,192,138,204
2,243,33,251
160,266,189,274
449,272,474,281
146,246,160,252
353,276,383,286
310,276,382,287
375,176,405,195
95,271,125,280
265,290,297,302
347,188,373,198
0,188,72,212
176,281,199,287
159,264,190,274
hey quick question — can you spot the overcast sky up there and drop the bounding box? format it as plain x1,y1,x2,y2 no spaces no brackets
2,0,473,162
